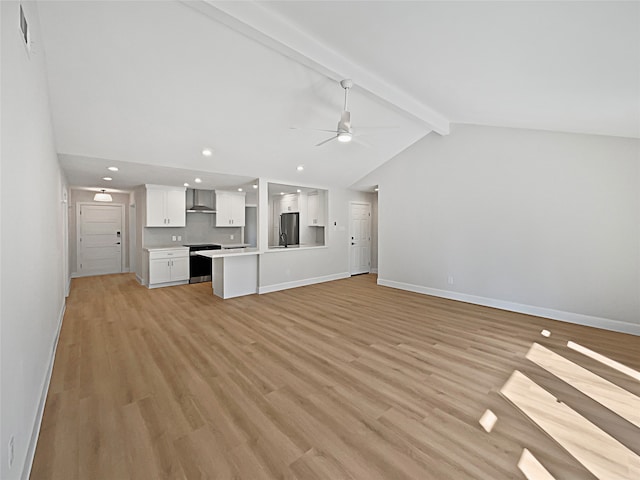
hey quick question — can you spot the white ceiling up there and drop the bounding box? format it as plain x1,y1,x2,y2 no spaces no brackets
37,1,639,193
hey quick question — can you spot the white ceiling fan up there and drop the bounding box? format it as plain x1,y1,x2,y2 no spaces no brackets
293,79,395,147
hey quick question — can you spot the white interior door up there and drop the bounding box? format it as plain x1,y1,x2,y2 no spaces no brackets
77,204,123,276
349,202,371,275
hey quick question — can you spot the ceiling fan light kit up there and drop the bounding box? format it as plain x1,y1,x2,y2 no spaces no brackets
337,132,352,142
294,78,395,147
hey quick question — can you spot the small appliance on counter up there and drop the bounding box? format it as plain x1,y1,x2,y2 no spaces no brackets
183,244,221,283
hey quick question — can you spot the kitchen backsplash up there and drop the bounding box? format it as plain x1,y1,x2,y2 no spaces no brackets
144,213,242,247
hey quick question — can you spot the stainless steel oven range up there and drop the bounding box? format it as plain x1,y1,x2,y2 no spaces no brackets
184,244,221,283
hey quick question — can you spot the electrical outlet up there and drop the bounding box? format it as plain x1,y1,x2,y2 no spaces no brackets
8,435,14,469
172,236,177,241
447,275,454,285
177,235,182,241
230,234,234,240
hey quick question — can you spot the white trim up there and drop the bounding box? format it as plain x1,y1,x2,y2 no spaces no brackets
22,299,66,480
371,268,379,274
66,275,72,297
136,274,145,286
377,278,640,336
258,272,349,294
147,280,189,289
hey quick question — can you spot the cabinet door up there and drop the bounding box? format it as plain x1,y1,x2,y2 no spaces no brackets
216,192,232,226
307,192,325,226
232,194,245,226
146,189,167,226
216,192,245,226
170,256,189,281
315,191,325,226
165,189,186,227
149,258,171,284
307,193,318,225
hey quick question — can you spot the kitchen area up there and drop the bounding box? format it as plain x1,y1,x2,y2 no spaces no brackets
131,179,330,299
139,185,259,298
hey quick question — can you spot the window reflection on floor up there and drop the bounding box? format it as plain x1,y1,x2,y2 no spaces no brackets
478,328,640,480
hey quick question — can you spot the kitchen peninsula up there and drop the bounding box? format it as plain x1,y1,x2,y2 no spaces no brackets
197,248,259,299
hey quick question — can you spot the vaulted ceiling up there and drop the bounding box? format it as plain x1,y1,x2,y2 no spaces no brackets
38,1,639,192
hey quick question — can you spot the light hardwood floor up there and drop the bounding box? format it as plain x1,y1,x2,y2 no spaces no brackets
31,273,640,479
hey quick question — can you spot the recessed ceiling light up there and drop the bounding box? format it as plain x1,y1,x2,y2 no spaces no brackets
201,148,213,157
252,184,258,189
194,178,202,183
237,188,243,192
297,165,304,171
280,192,284,195
107,166,118,172
184,183,189,187
102,177,112,181
297,189,301,193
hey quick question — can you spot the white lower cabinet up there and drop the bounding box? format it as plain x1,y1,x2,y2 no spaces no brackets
147,248,189,288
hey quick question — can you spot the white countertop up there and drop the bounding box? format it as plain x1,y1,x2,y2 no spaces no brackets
212,243,252,249
144,246,189,252
265,244,327,252
196,248,259,259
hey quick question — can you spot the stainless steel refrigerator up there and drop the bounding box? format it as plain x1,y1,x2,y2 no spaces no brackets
279,212,299,247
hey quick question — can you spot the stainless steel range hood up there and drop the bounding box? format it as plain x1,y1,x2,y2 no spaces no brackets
186,189,216,213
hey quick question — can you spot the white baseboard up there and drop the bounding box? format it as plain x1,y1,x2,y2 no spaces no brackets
136,274,145,286
22,299,66,480
371,268,379,274
258,272,350,294
147,280,189,289
377,278,640,336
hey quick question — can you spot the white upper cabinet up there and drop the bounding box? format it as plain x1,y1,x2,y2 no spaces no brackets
307,190,326,226
215,191,245,227
280,193,299,213
145,185,186,227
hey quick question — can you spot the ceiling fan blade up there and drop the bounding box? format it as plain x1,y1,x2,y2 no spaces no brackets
315,135,338,147
352,136,373,148
290,127,339,134
354,126,400,132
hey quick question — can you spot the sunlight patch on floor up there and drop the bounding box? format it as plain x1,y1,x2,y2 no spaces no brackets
526,343,640,428
567,341,640,382
478,409,498,433
517,448,556,480
500,370,640,480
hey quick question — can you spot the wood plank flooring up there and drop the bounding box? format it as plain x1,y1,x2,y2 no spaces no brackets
31,273,640,479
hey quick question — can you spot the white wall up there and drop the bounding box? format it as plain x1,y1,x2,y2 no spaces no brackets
258,187,373,292
1,2,68,479
359,124,640,333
